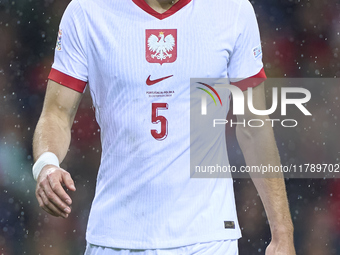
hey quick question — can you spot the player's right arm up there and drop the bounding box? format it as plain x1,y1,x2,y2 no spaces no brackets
33,79,83,218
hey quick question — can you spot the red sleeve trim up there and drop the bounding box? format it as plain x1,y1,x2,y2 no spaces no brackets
48,68,87,93
230,68,267,91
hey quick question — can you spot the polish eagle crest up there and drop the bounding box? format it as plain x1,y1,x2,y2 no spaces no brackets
147,31,175,61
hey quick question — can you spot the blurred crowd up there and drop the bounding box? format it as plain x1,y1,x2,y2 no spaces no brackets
0,0,339,254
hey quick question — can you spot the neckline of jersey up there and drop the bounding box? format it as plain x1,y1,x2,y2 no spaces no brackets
132,0,192,20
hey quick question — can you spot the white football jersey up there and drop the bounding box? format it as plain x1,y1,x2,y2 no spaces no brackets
49,0,266,249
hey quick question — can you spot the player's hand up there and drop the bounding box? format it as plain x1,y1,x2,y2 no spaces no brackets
35,165,76,218
265,235,296,255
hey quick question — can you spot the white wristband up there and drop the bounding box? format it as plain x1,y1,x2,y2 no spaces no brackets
32,152,60,181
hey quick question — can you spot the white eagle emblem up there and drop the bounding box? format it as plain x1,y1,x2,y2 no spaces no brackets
147,32,175,61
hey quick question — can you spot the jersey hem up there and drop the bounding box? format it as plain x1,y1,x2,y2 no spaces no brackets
230,67,267,91
86,231,242,250
48,68,87,93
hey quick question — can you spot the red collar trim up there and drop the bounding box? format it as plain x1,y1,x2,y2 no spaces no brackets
132,0,192,20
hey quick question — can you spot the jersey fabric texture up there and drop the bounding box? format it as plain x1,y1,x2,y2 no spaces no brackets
84,240,238,255
49,0,266,249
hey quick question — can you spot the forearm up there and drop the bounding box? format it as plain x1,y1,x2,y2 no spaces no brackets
236,123,293,237
33,112,71,163
33,80,81,163
33,81,81,218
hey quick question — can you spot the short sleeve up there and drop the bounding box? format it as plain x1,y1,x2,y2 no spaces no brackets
227,0,266,90
48,0,88,93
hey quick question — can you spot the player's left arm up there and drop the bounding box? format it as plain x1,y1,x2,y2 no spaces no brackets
236,82,296,255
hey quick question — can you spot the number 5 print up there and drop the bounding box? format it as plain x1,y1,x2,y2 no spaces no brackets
151,103,168,141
